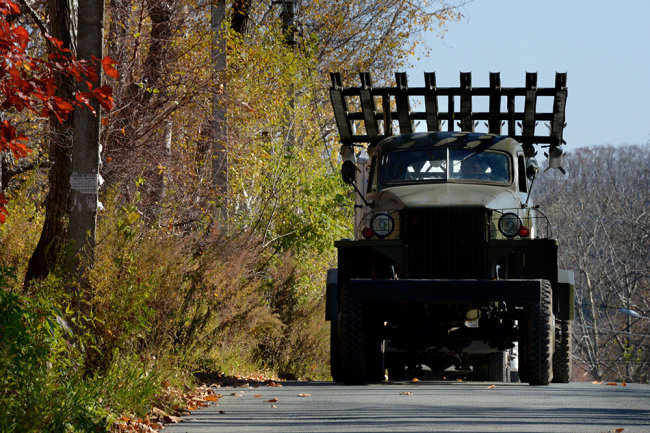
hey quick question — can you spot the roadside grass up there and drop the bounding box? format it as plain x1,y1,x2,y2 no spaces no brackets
0,187,332,431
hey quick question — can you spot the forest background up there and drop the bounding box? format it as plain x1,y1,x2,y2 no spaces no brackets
0,0,647,431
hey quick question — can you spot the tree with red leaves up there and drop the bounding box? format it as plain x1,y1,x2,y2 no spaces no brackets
0,0,116,224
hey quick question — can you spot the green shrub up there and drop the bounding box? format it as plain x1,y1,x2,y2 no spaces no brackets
0,267,108,432
0,174,45,283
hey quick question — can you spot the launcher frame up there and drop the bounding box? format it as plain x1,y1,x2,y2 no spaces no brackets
329,72,567,157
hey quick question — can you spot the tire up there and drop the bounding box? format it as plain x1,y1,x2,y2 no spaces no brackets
385,353,405,381
488,351,509,382
552,319,572,383
366,338,385,382
520,280,554,385
339,284,383,384
330,320,343,382
473,358,489,381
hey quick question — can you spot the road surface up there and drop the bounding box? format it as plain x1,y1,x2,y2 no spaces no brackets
165,381,650,432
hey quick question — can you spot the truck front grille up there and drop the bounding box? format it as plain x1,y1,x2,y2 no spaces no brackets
402,207,489,279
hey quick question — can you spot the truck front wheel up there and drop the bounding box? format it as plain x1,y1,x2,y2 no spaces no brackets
330,319,343,382
340,284,383,384
520,280,554,385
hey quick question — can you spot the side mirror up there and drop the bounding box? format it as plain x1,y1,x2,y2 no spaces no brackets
341,160,356,185
526,158,539,180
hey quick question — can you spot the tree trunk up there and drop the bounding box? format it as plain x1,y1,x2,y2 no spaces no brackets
211,0,227,211
24,0,76,284
103,0,176,214
69,0,104,274
143,0,175,87
0,151,7,194
202,0,250,219
231,0,251,35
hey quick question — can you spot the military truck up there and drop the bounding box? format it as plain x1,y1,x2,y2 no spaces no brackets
326,72,574,385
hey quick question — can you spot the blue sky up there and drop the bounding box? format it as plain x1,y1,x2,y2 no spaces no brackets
407,0,649,149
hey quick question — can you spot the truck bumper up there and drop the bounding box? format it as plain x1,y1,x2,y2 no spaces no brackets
326,278,543,321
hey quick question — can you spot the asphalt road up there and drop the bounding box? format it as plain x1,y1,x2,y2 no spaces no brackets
164,381,650,432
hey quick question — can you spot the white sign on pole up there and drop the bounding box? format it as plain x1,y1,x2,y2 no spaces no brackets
69,173,99,194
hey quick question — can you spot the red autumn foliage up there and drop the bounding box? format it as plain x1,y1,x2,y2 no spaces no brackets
0,192,8,223
0,0,117,222
96,55,119,79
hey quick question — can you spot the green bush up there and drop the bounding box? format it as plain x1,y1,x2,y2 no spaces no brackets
0,267,108,432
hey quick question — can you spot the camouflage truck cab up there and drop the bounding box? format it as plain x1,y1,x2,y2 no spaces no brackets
326,72,574,385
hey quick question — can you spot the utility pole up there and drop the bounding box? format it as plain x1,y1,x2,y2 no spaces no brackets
69,0,103,274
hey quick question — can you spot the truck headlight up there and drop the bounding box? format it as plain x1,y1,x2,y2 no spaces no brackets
371,213,394,238
498,213,521,238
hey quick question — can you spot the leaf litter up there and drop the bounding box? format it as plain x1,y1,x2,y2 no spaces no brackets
114,374,284,432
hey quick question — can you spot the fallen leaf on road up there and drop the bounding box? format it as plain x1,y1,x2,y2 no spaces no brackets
605,382,618,386
265,398,279,403
622,382,627,387
591,380,602,385
266,381,283,387
163,415,183,424
204,395,219,401
271,404,277,408
231,391,244,397
400,391,412,395
297,393,311,397
411,378,419,382
487,385,496,389
254,394,262,398
456,379,463,382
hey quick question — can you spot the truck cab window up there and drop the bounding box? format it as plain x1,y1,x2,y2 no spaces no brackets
368,156,378,192
518,155,527,193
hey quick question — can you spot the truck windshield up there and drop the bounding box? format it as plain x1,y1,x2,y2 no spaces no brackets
382,148,510,184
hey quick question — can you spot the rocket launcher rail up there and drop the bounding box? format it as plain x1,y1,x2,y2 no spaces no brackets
330,72,567,158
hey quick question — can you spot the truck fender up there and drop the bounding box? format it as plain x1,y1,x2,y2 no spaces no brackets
556,269,575,321
325,268,339,321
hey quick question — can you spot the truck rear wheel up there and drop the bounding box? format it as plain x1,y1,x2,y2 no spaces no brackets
474,352,509,382
340,285,383,384
520,280,553,385
488,351,510,382
330,319,343,382
385,356,405,381
552,319,572,383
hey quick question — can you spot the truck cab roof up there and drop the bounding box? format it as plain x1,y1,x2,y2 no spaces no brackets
372,131,521,156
